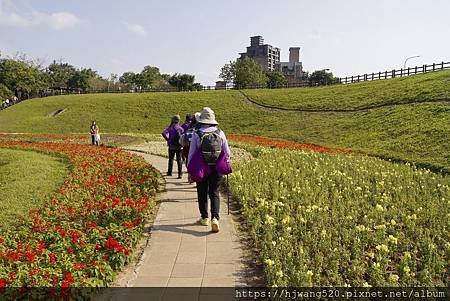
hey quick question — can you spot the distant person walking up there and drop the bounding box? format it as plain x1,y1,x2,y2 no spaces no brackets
181,114,193,132
90,121,100,146
162,115,184,178
181,112,200,183
187,107,231,232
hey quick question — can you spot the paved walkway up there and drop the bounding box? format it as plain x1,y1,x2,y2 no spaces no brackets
117,151,253,300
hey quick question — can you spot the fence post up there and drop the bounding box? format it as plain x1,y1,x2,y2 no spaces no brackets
433,63,436,71
423,64,426,73
442,62,445,70
415,66,417,74
378,72,381,80
351,76,354,83
392,70,396,78
400,69,403,77
407,67,410,76
385,71,388,79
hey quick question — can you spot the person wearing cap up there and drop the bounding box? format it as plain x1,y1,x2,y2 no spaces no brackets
187,107,231,232
162,115,184,178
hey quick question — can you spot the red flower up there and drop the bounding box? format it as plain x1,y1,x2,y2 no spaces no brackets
6,251,21,262
67,247,74,254
49,253,56,264
87,221,97,229
95,244,102,251
0,278,7,288
57,228,67,237
108,175,118,184
0,236,4,244
70,231,80,244
36,240,46,255
25,252,35,263
64,272,74,283
73,262,86,270
122,221,134,229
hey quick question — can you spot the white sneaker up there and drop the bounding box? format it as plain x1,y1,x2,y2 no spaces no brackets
211,218,220,233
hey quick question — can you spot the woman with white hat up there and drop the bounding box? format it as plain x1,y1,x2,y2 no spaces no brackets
187,107,231,232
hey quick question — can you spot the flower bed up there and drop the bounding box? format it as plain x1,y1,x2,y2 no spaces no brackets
229,134,355,155
0,141,159,294
230,148,450,287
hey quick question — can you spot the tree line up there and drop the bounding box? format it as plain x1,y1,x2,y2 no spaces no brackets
219,58,339,89
0,53,202,101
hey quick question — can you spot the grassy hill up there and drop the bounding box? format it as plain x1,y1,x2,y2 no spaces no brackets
0,71,449,172
244,70,450,110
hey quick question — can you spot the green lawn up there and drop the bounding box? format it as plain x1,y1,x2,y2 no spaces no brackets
244,70,450,110
0,71,448,172
0,148,69,228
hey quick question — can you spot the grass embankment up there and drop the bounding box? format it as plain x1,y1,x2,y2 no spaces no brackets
0,148,69,228
244,70,450,110
230,147,450,286
0,71,448,171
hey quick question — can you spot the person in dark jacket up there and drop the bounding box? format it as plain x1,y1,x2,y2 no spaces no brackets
162,115,184,178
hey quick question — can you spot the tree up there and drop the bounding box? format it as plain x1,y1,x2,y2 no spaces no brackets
119,72,138,88
309,70,339,86
0,83,13,100
168,73,196,91
67,69,94,92
140,66,164,88
0,58,47,98
234,58,267,89
266,71,287,88
46,60,76,88
219,61,236,86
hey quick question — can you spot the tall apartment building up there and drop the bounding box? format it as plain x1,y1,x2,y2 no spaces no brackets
275,47,305,84
239,36,280,71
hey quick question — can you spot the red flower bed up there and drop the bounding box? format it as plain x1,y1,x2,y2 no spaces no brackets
0,141,159,293
229,134,355,154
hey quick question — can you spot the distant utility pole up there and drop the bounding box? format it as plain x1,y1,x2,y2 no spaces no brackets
403,55,421,69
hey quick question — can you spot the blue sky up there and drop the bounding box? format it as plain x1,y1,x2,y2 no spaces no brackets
0,0,449,85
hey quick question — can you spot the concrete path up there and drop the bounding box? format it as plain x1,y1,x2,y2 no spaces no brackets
118,151,253,300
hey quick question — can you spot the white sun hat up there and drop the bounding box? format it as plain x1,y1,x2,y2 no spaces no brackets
197,107,218,125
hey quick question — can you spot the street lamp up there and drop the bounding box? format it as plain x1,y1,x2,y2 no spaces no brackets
403,55,420,69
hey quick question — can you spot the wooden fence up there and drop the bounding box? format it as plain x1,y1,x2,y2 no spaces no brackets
338,61,449,84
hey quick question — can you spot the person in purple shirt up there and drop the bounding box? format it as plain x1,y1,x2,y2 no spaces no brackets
187,107,231,232
161,115,184,178
180,114,194,163
181,114,193,132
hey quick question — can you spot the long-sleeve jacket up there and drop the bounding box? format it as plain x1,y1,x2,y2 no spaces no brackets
162,124,184,148
187,125,231,166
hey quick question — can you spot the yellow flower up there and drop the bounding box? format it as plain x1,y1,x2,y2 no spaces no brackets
276,270,283,278
390,219,397,226
282,216,291,224
264,259,274,266
375,204,385,211
388,235,398,244
376,244,389,253
389,274,399,283
306,270,313,277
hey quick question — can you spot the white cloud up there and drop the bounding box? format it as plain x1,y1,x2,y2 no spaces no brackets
123,22,147,36
0,1,80,30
